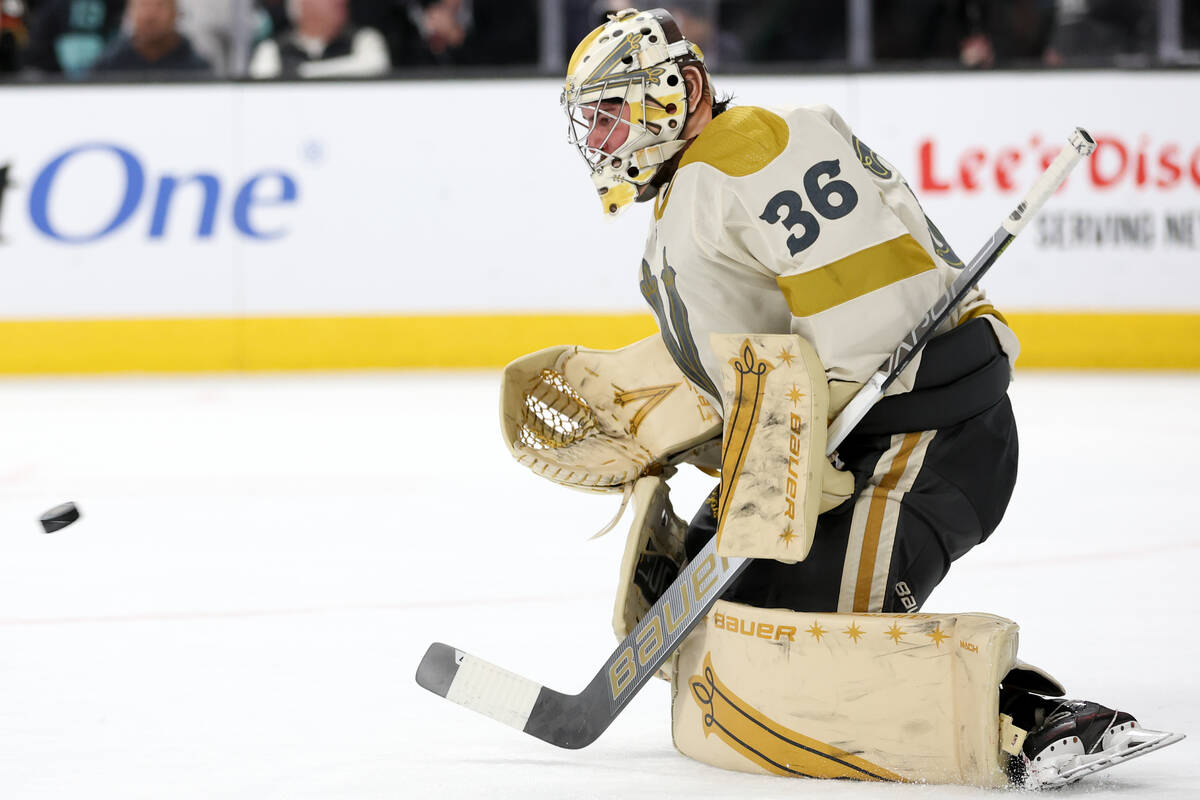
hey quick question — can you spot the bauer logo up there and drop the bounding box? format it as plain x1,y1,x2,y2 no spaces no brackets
14,142,301,245
607,551,731,703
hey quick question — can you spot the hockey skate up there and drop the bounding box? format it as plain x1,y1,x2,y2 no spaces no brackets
1012,699,1184,789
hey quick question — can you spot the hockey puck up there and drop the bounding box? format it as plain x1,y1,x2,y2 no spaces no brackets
40,502,80,533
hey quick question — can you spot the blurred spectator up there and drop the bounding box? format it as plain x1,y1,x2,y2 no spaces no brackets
871,0,1052,67
1187,1,1200,53
872,0,961,62
92,0,211,73
411,0,468,58
1,0,32,73
566,1,741,69
248,0,390,78
725,0,846,63
1044,0,1154,65
960,0,1055,68
388,0,537,68
176,0,255,76
256,0,289,38
23,0,125,75
665,1,744,68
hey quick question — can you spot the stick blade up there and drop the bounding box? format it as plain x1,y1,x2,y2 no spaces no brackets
415,642,460,697
415,643,545,734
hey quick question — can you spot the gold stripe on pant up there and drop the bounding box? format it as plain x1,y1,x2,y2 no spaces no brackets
837,430,936,612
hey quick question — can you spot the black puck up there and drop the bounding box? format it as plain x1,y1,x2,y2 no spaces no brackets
40,502,80,533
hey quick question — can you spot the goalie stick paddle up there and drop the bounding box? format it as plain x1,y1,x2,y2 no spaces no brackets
415,128,1097,750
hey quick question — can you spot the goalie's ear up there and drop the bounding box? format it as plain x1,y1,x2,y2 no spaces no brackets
500,335,723,493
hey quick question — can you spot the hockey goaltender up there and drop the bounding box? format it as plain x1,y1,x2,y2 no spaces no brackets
418,7,1183,789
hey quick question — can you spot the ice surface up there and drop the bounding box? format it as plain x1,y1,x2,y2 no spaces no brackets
0,371,1195,799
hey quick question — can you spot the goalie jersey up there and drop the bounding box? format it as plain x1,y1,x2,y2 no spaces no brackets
638,104,1019,411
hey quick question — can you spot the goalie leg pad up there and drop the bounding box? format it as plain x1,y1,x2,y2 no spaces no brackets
671,600,1021,787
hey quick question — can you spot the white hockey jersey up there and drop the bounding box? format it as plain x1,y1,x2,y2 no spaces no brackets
638,104,1019,412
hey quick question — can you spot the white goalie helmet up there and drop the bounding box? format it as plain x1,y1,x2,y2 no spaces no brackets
562,8,706,217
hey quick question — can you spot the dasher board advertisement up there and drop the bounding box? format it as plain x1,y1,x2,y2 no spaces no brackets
0,73,1196,372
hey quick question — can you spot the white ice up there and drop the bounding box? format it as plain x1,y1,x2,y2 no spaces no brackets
0,371,1196,799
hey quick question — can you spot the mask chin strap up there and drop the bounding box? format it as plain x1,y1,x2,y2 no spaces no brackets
632,139,689,177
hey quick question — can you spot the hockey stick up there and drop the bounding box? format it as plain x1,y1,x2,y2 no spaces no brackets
415,128,1097,749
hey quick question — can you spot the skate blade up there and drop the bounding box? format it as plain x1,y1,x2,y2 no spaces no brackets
1036,727,1185,788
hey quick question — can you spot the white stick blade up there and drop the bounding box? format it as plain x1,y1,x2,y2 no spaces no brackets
417,643,544,733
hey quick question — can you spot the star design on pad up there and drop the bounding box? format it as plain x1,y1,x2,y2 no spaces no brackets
777,347,796,366
786,384,806,406
843,623,865,643
926,625,951,648
806,622,827,642
779,525,798,546
884,622,905,644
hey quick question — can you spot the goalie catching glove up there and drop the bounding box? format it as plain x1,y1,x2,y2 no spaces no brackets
500,334,722,492
500,332,853,559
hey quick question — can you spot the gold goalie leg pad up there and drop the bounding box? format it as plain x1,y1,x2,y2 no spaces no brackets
671,600,1021,787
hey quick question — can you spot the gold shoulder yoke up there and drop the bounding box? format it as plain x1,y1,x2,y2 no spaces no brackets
679,106,790,177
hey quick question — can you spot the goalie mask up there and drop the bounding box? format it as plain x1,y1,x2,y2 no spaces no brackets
562,8,705,217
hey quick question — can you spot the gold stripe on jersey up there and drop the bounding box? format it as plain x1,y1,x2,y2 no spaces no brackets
678,106,789,177
653,175,678,220
775,234,936,318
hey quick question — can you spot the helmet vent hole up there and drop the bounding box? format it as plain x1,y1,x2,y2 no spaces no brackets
612,158,622,168
667,74,679,86
609,203,618,214
641,28,652,35
665,103,677,114
612,29,623,36
627,166,639,177
668,119,678,128
621,55,633,65
648,34,658,43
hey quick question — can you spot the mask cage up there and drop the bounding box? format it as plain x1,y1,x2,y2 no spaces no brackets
564,75,649,173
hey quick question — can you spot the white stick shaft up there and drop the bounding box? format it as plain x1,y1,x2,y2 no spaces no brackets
1002,128,1095,236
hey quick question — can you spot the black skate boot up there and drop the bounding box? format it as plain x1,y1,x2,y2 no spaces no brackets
1011,698,1184,788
